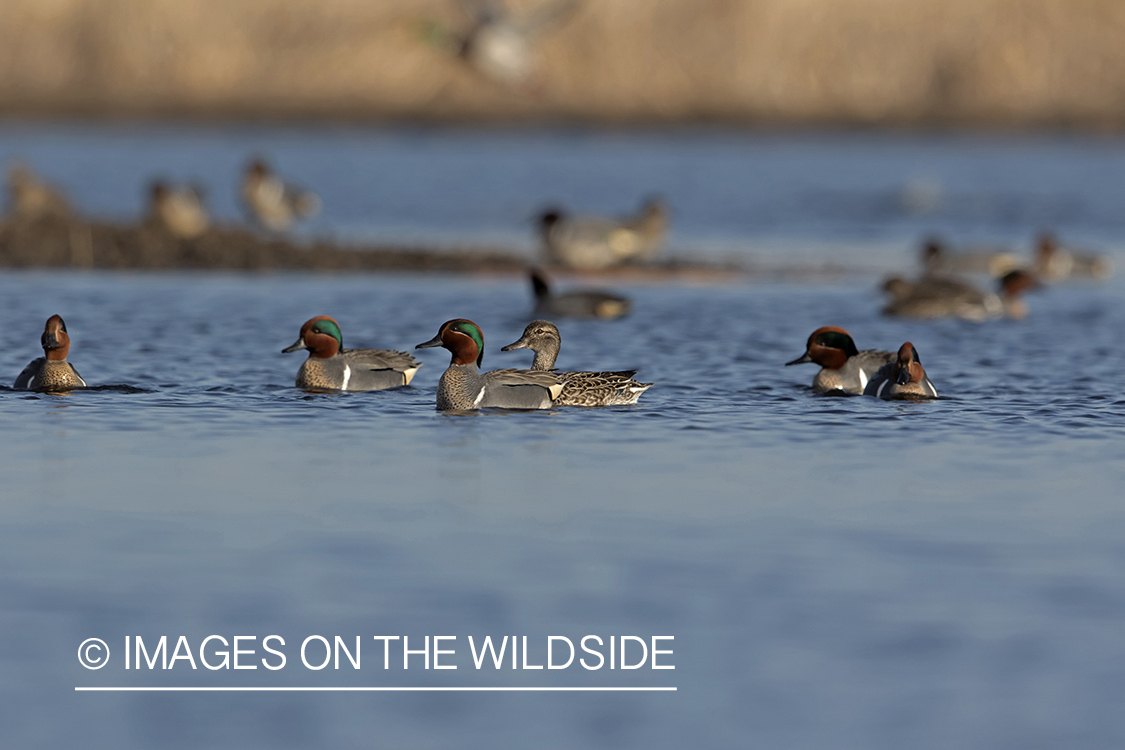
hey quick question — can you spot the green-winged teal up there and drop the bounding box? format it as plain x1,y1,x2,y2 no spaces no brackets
1034,232,1113,281
787,327,894,395
500,320,651,406
864,342,939,400
920,237,1020,278
147,180,210,239
6,163,71,221
539,196,668,270
882,269,1038,320
528,270,630,320
416,318,563,410
421,0,577,91
283,316,420,391
14,315,86,392
242,159,320,232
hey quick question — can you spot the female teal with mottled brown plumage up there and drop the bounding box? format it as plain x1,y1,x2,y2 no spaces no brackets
282,315,420,392
415,319,564,411
14,314,87,392
500,320,651,406
863,342,939,400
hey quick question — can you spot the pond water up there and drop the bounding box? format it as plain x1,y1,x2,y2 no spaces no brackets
1,126,1124,749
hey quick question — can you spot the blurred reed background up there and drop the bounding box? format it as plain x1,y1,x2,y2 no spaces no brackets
1,0,1123,127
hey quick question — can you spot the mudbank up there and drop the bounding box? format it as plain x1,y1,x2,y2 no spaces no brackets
0,216,527,273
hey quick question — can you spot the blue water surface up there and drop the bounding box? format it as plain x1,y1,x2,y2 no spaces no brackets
1,127,1124,749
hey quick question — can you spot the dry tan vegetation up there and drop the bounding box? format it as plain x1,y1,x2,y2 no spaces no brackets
1,0,1123,126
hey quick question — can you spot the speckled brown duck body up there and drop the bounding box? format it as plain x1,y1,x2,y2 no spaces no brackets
500,320,651,406
14,315,87,392
416,319,564,411
786,327,893,395
864,342,939,400
282,316,420,392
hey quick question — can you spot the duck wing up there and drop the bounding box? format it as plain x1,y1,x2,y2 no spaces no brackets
482,368,565,408
343,348,418,371
556,370,652,406
13,357,44,389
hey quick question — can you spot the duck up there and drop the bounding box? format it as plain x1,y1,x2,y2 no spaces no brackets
420,0,578,91
1033,232,1113,281
786,327,894,395
415,318,564,410
881,273,991,307
882,269,1038,321
919,237,1020,278
241,159,320,232
282,316,420,391
528,269,630,320
147,180,210,239
863,342,938,400
500,320,651,406
6,163,72,221
14,314,87,392
539,196,668,270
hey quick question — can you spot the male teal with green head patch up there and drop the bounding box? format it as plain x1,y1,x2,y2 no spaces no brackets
283,315,342,359
416,318,564,411
282,315,420,392
416,318,484,367
309,317,342,349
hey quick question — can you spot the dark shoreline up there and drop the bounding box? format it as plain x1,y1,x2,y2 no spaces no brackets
0,216,528,274
0,216,773,281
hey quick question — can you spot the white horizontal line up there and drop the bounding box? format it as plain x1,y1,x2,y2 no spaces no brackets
75,686,676,692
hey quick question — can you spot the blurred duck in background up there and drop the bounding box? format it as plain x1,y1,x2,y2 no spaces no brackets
1033,231,1113,281
863,342,938,400
539,196,668,270
919,237,1020,278
896,176,943,216
882,269,1039,321
241,159,320,232
500,320,652,406
528,269,631,320
146,181,210,239
5,163,72,221
421,0,579,91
